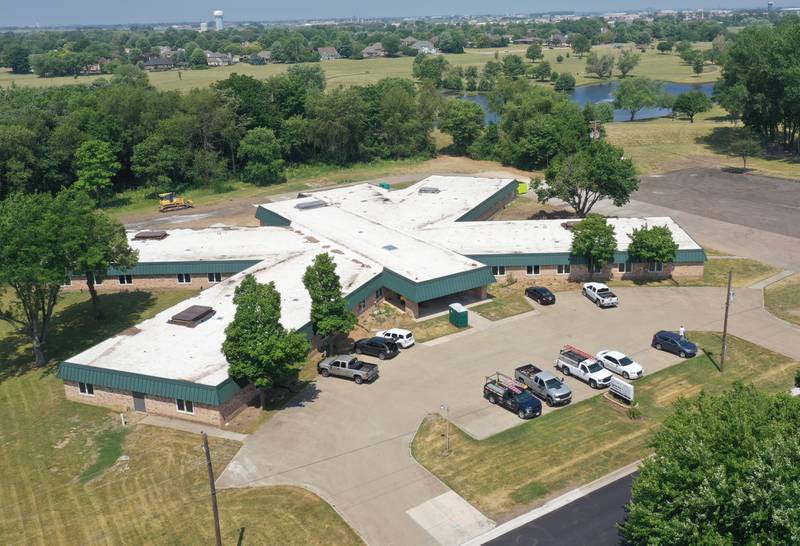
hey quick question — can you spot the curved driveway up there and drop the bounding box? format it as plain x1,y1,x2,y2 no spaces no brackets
217,286,800,546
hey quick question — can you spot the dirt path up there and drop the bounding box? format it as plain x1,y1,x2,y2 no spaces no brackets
119,156,535,230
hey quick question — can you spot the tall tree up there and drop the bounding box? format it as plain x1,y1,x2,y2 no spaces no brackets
538,140,638,217
728,134,762,169
627,225,678,265
238,127,285,185
672,91,712,122
55,189,138,319
73,140,120,201
222,275,309,407
526,44,543,62
440,99,485,154
623,385,800,544
585,52,614,79
4,45,31,74
613,77,666,121
570,33,591,58
302,253,357,356
616,49,641,77
0,192,72,364
571,214,617,277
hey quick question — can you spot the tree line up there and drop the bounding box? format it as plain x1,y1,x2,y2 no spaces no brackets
0,65,437,201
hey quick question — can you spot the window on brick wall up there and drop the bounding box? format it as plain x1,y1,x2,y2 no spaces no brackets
649,262,664,272
526,265,540,276
207,272,222,283
557,264,571,275
592,263,604,273
118,274,133,285
176,399,194,414
357,299,367,313
375,287,383,300
94,273,104,285
177,273,192,284
78,382,94,396
618,262,632,273
62,277,72,287
491,266,506,276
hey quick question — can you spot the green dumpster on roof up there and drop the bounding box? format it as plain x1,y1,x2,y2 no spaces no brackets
448,303,469,328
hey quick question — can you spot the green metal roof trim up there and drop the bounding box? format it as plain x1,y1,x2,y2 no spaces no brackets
469,248,707,267
382,267,496,302
255,206,291,226
345,274,385,307
58,361,245,406
456,180,519,222
103,260,261,277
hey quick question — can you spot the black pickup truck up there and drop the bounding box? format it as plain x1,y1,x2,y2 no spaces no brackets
483,372,542,419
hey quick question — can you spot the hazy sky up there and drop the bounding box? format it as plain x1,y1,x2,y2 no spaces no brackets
3,1,769,28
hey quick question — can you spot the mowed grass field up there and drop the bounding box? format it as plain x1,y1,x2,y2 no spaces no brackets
0,42,716,92
411,332,798,520
0,290,362,545
765,273,800,327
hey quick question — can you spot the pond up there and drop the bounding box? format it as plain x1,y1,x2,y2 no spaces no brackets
456,81,715,124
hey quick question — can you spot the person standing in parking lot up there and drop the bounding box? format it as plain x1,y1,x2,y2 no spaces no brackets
679,325,686,339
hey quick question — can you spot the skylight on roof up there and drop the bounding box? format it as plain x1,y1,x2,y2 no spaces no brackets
418,187,441,194
382,244,398,251
134,230,168,240
295,199,327,210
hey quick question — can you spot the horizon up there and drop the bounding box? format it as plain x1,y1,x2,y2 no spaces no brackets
1,1,786,29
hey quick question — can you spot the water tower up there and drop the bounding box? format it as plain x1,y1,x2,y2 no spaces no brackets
213,10,224,31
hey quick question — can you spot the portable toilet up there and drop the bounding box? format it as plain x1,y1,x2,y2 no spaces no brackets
448,303,469,328
379,182,391,190
517,181,528,195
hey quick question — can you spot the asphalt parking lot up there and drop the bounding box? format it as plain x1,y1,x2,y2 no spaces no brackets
218,285,800,546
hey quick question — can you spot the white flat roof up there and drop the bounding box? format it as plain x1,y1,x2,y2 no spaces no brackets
262,197,487,283
129,227,292,263
68,227,381,385
418,217,702,255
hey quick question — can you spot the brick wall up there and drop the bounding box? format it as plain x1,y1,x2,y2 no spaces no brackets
62,274,232,293
63,380,254,427
493,262,704,284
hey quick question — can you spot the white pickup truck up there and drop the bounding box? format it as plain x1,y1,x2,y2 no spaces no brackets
555,345,613,389
582,282,619,308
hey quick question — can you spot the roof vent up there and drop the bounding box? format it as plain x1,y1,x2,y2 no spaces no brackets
295,199,328,210
169,305,216,328
560,221,579,231
382,244,398,251
418,187,441,194
134,230,168,240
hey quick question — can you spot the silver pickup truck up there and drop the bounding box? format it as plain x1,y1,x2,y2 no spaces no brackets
318,355,378,384
514,364,572,407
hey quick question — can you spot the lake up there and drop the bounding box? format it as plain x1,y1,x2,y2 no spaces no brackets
457,81,715,124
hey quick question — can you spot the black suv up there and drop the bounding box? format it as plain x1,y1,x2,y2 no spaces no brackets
652,330,697,358
353,337,399,360
525,286,556,305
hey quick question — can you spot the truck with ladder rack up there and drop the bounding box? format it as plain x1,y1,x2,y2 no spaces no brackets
483,372,543,419
555,345,613,389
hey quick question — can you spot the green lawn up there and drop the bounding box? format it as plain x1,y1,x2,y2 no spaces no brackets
607,256,780,290
471,282,534,321
0,42,716,93
411,332,798,520
0,289,362,545
765,273,800,327
606,106,800,179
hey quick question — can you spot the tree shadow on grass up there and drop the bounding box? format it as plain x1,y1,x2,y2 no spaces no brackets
0,291,159,383
697,126,800,167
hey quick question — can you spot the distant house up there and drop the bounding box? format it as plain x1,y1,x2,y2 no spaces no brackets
410,40,438,54
514,37,542,45
362,42,386,58
550,31,567,47
401,36,418,47
143,57,174,71
251,50,272,65
205,51,234,67
158,46,174,57
317,47,340,61
83,64,102,75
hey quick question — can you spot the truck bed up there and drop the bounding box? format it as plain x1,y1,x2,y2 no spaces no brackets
514,364,543,378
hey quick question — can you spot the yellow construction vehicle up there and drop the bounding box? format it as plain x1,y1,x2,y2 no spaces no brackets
158,192,194,213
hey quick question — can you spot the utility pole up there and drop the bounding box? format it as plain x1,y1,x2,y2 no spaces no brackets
202,432,223,546
720,269,733,371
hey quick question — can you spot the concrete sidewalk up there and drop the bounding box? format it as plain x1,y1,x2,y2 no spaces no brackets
139,415,248,442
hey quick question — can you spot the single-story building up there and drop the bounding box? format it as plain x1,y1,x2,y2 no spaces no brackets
59,176,705,425
362,43,386,58
410,40,438,54
317,47,340,61
206,51,234,66
143,57,174,71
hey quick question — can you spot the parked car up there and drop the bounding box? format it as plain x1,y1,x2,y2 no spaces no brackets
318,355,379,384
375,328,415,348
524,286,556,305
652,331,698,358
514,364,572,406
483,372,542,419
582,282,619,308
596,350,644,380
555,345,613,389
353,337,399,360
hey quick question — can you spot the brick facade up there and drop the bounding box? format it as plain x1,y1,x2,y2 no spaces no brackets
493,262,705,284
64,380,255,427
62,273,233,293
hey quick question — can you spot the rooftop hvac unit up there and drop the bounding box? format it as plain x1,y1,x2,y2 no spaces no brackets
295,199,328,210
133,230,169,240
168,305,216,328
418,187,441,194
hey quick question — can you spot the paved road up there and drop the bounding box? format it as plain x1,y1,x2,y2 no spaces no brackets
217,287,800,546
593,167,800,271
486,473,636,546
